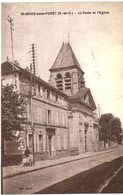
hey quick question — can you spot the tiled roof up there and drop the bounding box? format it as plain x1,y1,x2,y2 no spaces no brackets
1,60,69,99
50,42,83,72
69,88,96,110
1,60,20,74
69,88,89,100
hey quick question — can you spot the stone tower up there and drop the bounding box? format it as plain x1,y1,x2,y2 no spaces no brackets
49,42,85,96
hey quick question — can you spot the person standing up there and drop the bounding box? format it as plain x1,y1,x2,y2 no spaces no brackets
23,147,31,166
24,147,30,158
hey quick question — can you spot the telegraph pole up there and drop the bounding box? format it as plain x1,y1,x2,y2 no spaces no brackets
29,44,37,165
30,63,35,165
7,15,14,62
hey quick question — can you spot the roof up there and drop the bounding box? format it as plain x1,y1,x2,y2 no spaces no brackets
69,88,96,110
1,60,20,74
2,60,96,110
1,60,69,99
50,42,84,73
70,88,89,100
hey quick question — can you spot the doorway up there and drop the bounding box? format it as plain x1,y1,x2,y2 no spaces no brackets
46,128,55,157
84,123,89,152
48,135,52,156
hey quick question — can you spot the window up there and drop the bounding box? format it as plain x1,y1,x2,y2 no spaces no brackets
55,94,58,102
39,107,42,122
29,134,33,149
38,85,40,95
65,72,71,90
47,89,50,99
65,72,71,78
57,73,62,79
84,123,89,134
38,85,42,96
39,135,43,151
42,87,45,98
56,73,63,91
48,110,51,124
33,106,39,122
43,109,47,124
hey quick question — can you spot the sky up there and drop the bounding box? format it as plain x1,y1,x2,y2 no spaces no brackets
1,2,123,124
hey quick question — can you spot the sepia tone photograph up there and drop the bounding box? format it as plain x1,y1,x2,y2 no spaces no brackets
1,2,123,194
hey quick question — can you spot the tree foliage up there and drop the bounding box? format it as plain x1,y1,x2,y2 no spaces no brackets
99,113,122,144
2,83,27,141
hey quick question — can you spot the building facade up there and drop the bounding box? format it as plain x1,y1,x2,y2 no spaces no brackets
2,42,98,161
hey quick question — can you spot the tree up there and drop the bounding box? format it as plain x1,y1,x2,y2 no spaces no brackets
110,117,122,144
99,113,113,142
99,113,122,146
2,83,27,141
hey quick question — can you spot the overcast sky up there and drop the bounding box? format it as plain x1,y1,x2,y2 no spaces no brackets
2,2,123,123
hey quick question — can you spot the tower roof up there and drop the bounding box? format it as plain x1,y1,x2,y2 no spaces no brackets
50,42,84,73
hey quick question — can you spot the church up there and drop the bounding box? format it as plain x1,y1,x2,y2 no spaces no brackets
2,42,99,161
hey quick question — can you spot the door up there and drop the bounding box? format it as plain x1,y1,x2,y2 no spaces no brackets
46,128,55,157
48,135,52,156
84,123,89,152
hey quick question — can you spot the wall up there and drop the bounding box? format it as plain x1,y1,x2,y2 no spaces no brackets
69,111,79,148
68,106,99,154
2,73,20,90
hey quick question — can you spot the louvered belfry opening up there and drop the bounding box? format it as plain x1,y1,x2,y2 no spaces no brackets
49,42,85,95
56,73,63,91
65,72,71,90
78,73,85,89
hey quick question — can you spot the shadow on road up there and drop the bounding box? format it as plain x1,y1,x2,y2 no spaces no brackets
102,167,123,193
35,156,123,194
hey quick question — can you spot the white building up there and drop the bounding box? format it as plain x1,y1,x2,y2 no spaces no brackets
2,42,98,161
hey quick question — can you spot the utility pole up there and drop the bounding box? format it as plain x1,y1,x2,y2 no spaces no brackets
30,63,35,165
29,44,37,165
7,15,14,62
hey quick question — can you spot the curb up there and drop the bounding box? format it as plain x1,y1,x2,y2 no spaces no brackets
3,149,116,179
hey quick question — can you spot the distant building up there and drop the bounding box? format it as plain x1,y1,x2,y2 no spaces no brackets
2,42,98,161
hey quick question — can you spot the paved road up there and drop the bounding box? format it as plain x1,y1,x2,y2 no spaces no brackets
3,149,123,194
37,156,123,193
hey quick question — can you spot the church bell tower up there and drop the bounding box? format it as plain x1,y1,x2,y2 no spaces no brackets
49,42,85,96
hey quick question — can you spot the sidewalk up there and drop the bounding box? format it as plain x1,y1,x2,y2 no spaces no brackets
3,149,117,179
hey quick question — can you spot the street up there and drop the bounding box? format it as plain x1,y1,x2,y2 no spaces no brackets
37,156,123,193
3,148,123,194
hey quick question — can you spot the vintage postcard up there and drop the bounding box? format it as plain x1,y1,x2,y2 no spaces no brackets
1,2,123,194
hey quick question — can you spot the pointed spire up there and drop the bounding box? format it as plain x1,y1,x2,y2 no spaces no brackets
49,42,83,72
